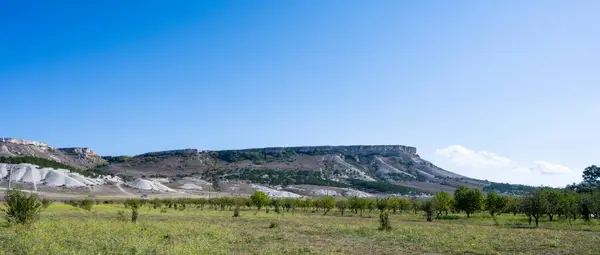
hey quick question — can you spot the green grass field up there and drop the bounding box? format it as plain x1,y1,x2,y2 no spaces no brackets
0,203,599,254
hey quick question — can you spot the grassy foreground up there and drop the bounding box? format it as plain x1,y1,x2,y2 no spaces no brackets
0,203,599,254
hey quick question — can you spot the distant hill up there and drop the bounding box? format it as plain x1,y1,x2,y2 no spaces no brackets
100,145,490,194
2,138,537,194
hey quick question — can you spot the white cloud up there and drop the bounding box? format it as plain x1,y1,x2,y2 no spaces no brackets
435,145,527,172
434,145,579,187
530,160,572,175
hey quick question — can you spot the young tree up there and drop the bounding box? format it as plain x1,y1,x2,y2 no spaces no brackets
431,191,454,218
366,199,376,215
124,199,142,223
579,190,600,221
422,200,434,222
410,199,422,214
560,190,580,225
336,199,348,216
378,211,392,231
250,190,269,214
319,196,335,215
454,186,484,218
522,189,548,227
376,198,389,212
541,188,561,221
386,197,399,213
485,191,507,217
2,186,44,225
504,196,522,216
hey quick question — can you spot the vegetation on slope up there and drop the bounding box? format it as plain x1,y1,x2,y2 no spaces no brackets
0,156,80,172
483,182,537,195
0,156,110,177
216,150,296,163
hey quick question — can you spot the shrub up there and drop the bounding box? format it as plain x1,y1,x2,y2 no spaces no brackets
41,198,52,209
251,190,268,214
378,211,392,231
269,221,279,228
78,199,94,211
160,207,168,214
124,199,142,223
422,200,434,222
233,207,240,217
2,187,44,225
116,210,128,222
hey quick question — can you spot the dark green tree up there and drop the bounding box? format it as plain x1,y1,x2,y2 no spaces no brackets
583,165,600,184
485,191,507,217
454,186,484,218
541,188,561,221
250,190,269,214
432,191,454,217
522,189,548,227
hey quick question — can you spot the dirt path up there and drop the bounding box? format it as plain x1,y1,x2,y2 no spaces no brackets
116,183,134,196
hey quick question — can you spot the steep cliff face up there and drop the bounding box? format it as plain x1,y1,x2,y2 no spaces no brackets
0,138,106,169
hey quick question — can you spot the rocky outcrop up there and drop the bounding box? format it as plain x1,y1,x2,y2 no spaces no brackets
0,138,106,169
0,138,54,149
57,147,102,162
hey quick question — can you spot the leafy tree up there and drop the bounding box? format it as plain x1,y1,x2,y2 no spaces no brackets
504,196,522,216
250,190,269,214
583,165,600,184
522,189,548,227
335,199,348,216
541,188,561,221
124,199,142,223
560,190,580,224
410,199,422,214
2,186,44,225
78,199,94,211
376,198,389,212
422,200,434,222
485,191,507,217
454,186,484,218
319,196,335,215
366,199,376,215
431,191,454,218
579,190,600,221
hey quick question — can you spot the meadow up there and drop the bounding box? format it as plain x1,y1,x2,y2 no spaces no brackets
0,202,599,255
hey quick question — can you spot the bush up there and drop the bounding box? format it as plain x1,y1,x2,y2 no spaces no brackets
116,210,128,222
2,188,44,225
233,207,240,217
422,200,434,222
124,199,142,223
378,211,392,231
41,198,52,209
269,221,279,228
78,199,94,211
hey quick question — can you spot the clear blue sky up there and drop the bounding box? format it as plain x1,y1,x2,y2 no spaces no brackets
1,1,598,186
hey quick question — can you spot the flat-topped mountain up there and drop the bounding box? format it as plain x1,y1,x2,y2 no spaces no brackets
0,139,493,194
101,145,487,193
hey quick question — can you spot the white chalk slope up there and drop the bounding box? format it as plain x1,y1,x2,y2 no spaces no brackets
126,178,174,192
180,183,203,190
251,184,302,198
0,163,109,187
